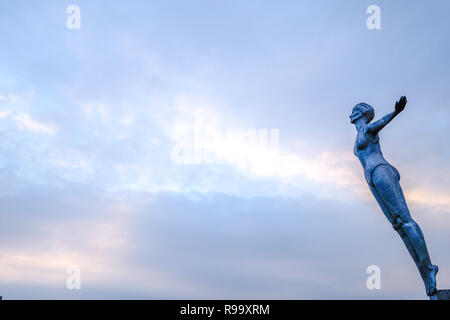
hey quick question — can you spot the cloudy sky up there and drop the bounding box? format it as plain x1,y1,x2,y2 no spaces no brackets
0,0,449,299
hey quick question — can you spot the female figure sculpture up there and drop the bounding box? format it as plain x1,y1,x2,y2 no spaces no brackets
350,96,438,297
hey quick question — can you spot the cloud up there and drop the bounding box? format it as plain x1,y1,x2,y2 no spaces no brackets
166,95,364,200
80,102,110,121
1,187,449,299
13,113,55,135
0,93,23,103
8,94,20,103
0,110,11,118
406,188,450,215
1,0,450,300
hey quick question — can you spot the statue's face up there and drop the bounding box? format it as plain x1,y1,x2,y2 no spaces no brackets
349,108,363,124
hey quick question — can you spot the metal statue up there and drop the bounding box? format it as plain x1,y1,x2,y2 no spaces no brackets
350,96,438,298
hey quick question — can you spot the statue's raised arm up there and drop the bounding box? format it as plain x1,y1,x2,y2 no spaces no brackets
367,96,407,135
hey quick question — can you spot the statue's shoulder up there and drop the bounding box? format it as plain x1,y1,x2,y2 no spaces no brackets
363,126,380,144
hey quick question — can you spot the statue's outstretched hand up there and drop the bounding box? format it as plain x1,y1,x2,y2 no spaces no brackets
395,96,407,113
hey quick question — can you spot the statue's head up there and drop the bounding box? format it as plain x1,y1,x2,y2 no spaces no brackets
350,103,374,124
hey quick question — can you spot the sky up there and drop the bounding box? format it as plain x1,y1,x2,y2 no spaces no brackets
0,0,449,299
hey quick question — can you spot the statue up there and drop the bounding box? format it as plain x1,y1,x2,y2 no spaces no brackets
350,96,439,298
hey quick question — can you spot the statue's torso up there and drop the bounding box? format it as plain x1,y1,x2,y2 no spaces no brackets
354,127,392,185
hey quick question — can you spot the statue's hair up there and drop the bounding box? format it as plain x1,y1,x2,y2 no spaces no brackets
353,103,374,122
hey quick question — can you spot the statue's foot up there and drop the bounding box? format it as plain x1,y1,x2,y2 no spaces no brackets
425,265,439,296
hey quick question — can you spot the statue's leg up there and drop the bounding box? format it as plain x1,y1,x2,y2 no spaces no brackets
371,164,438,296
369,183,421,268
